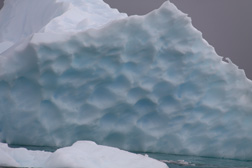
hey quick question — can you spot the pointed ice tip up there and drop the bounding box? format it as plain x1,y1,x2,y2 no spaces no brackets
153,0,187,17
160,0,176,8
161,0,171,6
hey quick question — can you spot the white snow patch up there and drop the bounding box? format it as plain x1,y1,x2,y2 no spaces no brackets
0,141,168,168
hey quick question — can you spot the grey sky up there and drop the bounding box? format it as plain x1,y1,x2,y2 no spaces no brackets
0,0,3,10
1,0,252,79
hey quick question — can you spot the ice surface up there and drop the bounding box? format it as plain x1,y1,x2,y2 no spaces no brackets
0,0,127,54
0,41,13,53
0,0,252,160
0,142,51,167
0,141,168,168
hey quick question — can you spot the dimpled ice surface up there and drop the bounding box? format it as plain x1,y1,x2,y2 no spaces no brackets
0,0,252,161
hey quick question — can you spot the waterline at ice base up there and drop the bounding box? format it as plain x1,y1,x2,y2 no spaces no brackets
0,0,252,167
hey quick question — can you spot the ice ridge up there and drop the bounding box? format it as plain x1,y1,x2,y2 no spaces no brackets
0,0,127,53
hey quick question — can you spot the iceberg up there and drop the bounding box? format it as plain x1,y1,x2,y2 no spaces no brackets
0,141,168,168
0,0,252,161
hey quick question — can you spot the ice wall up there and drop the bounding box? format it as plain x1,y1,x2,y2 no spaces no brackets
0,0,252,160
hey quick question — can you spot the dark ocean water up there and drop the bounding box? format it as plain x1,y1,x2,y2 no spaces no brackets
141,153,252,168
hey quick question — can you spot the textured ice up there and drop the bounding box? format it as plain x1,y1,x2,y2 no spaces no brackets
0,0,252,160
0,141,168,168
0,0,127,54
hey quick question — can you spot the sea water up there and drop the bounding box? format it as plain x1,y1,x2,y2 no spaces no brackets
142,153,252,168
